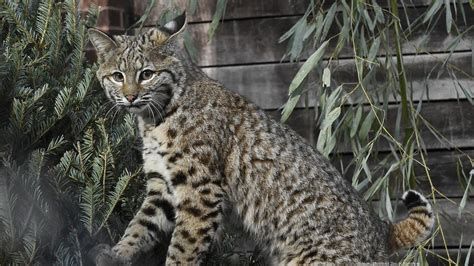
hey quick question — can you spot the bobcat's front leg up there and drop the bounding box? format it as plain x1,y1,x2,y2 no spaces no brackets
165,161,224,265
112,173,176,263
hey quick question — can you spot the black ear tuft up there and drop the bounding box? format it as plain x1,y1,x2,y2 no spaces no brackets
160,11,187,37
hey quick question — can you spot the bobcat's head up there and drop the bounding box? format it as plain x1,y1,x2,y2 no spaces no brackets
88,13,187,119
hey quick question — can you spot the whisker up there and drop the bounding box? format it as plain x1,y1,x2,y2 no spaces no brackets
149,100,164,122
148,101,162,122
98,101,113,113
105,103,119,118
111,106,121,124
146,104,156,124
150,99,165,110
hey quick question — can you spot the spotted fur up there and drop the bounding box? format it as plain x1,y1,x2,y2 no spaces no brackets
89,13,434,265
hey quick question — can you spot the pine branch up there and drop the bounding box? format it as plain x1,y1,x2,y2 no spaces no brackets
96,168,141,234
2,1,37,44
35,0,54,46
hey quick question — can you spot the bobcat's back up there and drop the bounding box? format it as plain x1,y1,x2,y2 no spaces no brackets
170,77,391,263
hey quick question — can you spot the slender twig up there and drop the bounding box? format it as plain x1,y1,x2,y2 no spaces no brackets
389,0,413,148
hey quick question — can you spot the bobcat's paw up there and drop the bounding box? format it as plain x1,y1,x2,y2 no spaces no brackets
91,244,132,266
112,244,137,261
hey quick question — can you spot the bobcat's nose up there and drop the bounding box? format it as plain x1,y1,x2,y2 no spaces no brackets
125,94,138,103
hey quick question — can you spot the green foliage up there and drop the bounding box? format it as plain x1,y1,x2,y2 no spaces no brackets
0,0,233,264
280,0,473,263
281,40,329,122
207,0,227,40
0,0,142,264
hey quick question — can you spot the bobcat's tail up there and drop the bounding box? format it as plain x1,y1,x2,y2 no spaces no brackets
388,190,435,252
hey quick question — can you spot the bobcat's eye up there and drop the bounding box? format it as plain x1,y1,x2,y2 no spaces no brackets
140,70,154,81
112,72,124,82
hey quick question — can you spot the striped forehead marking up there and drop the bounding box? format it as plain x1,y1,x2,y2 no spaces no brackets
117,38,147,72
112,29,171,72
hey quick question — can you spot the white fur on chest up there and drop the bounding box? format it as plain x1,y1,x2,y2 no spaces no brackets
138,117,172,180
143,149,170,179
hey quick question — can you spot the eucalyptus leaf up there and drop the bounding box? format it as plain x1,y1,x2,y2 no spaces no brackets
465,240,474,266
324,130,337,157
281,94,301,123
364,162,398,200
312,12,325,45
279,16,305,43
458,169,473,218
358,110,375,140
385,186,393,221
367,37,381,66
208,0,227,40
303,23,316,41
423,0,443,24
326,85,343,112
288,40,329,95
362,9,375,32
316,127,328,152
321,3,337,41
373,1,385,23
321,107,341,130
322,67,331,87
445,0,452,33
333,12,349,56
350,106,363,138
289,18,308,61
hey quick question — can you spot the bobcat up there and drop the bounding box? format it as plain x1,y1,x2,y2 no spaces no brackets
89,13,434,265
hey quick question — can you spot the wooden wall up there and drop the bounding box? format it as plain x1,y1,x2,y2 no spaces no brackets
134,1,473,264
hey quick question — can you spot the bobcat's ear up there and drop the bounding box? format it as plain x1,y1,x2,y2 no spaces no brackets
88,28,117,62
159,11,187,39
146,12,187,47
144,12,186,46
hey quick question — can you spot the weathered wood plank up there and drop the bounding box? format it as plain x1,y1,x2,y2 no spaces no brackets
185,9,472,67
331,52,473,105
268,100,474,151
331,149,474,198
137,5,472,66
134,0,446,23
203,52,472,109
134,0,306,23
375,198,474,247
276,103,474,197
